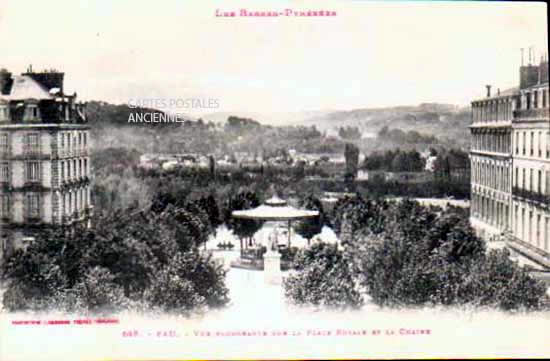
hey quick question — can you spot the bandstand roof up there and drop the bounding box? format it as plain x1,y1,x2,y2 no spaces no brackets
232,196,319,221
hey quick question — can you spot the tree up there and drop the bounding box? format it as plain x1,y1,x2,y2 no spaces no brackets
391,151,409,172
283,242,363,309
225,191,264,248
293,195,324,245
348,200,548,310
329,196,389,242
1,205,230,314
344,143,359,183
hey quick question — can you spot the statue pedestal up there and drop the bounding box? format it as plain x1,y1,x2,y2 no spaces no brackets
263,250,282,285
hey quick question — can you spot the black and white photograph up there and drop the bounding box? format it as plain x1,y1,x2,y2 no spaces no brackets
0,0,549,359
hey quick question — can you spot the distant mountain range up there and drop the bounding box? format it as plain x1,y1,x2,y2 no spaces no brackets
301,103,469,131
87,99,472,150
201,103,471,143
199,110,334,126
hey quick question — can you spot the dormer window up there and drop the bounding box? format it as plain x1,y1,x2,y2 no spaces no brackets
25,104,39,121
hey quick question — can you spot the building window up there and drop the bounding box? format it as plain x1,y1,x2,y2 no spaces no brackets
25,161,41,183
546,217,550,252
0,162,9,183
539,131,542,157
25,133,40,154
25,194,40,219
0,195,9,219
538,170,542,194
530,132,534,156
0,133,7,153
83,159,87,176
543,90,548,108
522,132,526,155
60,161,65,181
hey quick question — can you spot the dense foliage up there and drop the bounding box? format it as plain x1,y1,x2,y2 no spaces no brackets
224,191,264,249
362,149,425,172
338,126,361,140
293,195,325,244
378,126,438,145
286,198,549,311
2,203,229,314
284,242,363,309
351,200,548,310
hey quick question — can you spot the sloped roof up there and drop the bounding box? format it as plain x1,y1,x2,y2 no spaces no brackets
498,87,519,96
0,75,53,101
232,205,319,221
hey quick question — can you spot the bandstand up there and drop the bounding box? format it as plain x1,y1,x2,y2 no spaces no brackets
231,195,319,284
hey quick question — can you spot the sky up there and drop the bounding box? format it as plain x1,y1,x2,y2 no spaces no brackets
0,0,548,117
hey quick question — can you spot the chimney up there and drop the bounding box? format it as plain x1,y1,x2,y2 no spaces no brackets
486,85,492,98
521,48,524,66
538,55,549,85
0,69,12,95
520,63,540,89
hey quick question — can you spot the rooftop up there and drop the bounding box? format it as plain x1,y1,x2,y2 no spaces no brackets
0,75,54,101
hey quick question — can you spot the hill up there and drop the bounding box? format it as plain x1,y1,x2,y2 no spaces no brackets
301,103,470,146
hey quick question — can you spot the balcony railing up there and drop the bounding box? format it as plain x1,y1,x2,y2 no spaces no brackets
23,146,42,156
512,186,550,207
513,108,550,120
58,148,87,158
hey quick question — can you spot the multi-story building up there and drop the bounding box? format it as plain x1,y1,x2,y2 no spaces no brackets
0,66,91,260
509,58,550,267
470,86,516,239
470,56,550,268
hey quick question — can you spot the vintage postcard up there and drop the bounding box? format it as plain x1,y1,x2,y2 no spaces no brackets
0,0,549,359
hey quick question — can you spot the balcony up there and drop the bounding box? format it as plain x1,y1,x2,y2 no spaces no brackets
61,208,91,225
512,186,550,208
19,149,49,160
24,216,43,224
513,108,550,120
23,146,42,155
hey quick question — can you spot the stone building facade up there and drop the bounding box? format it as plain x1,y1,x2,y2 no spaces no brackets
510,61,550,267
470,87,515,238
0,67,91,260
470,57,550,268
